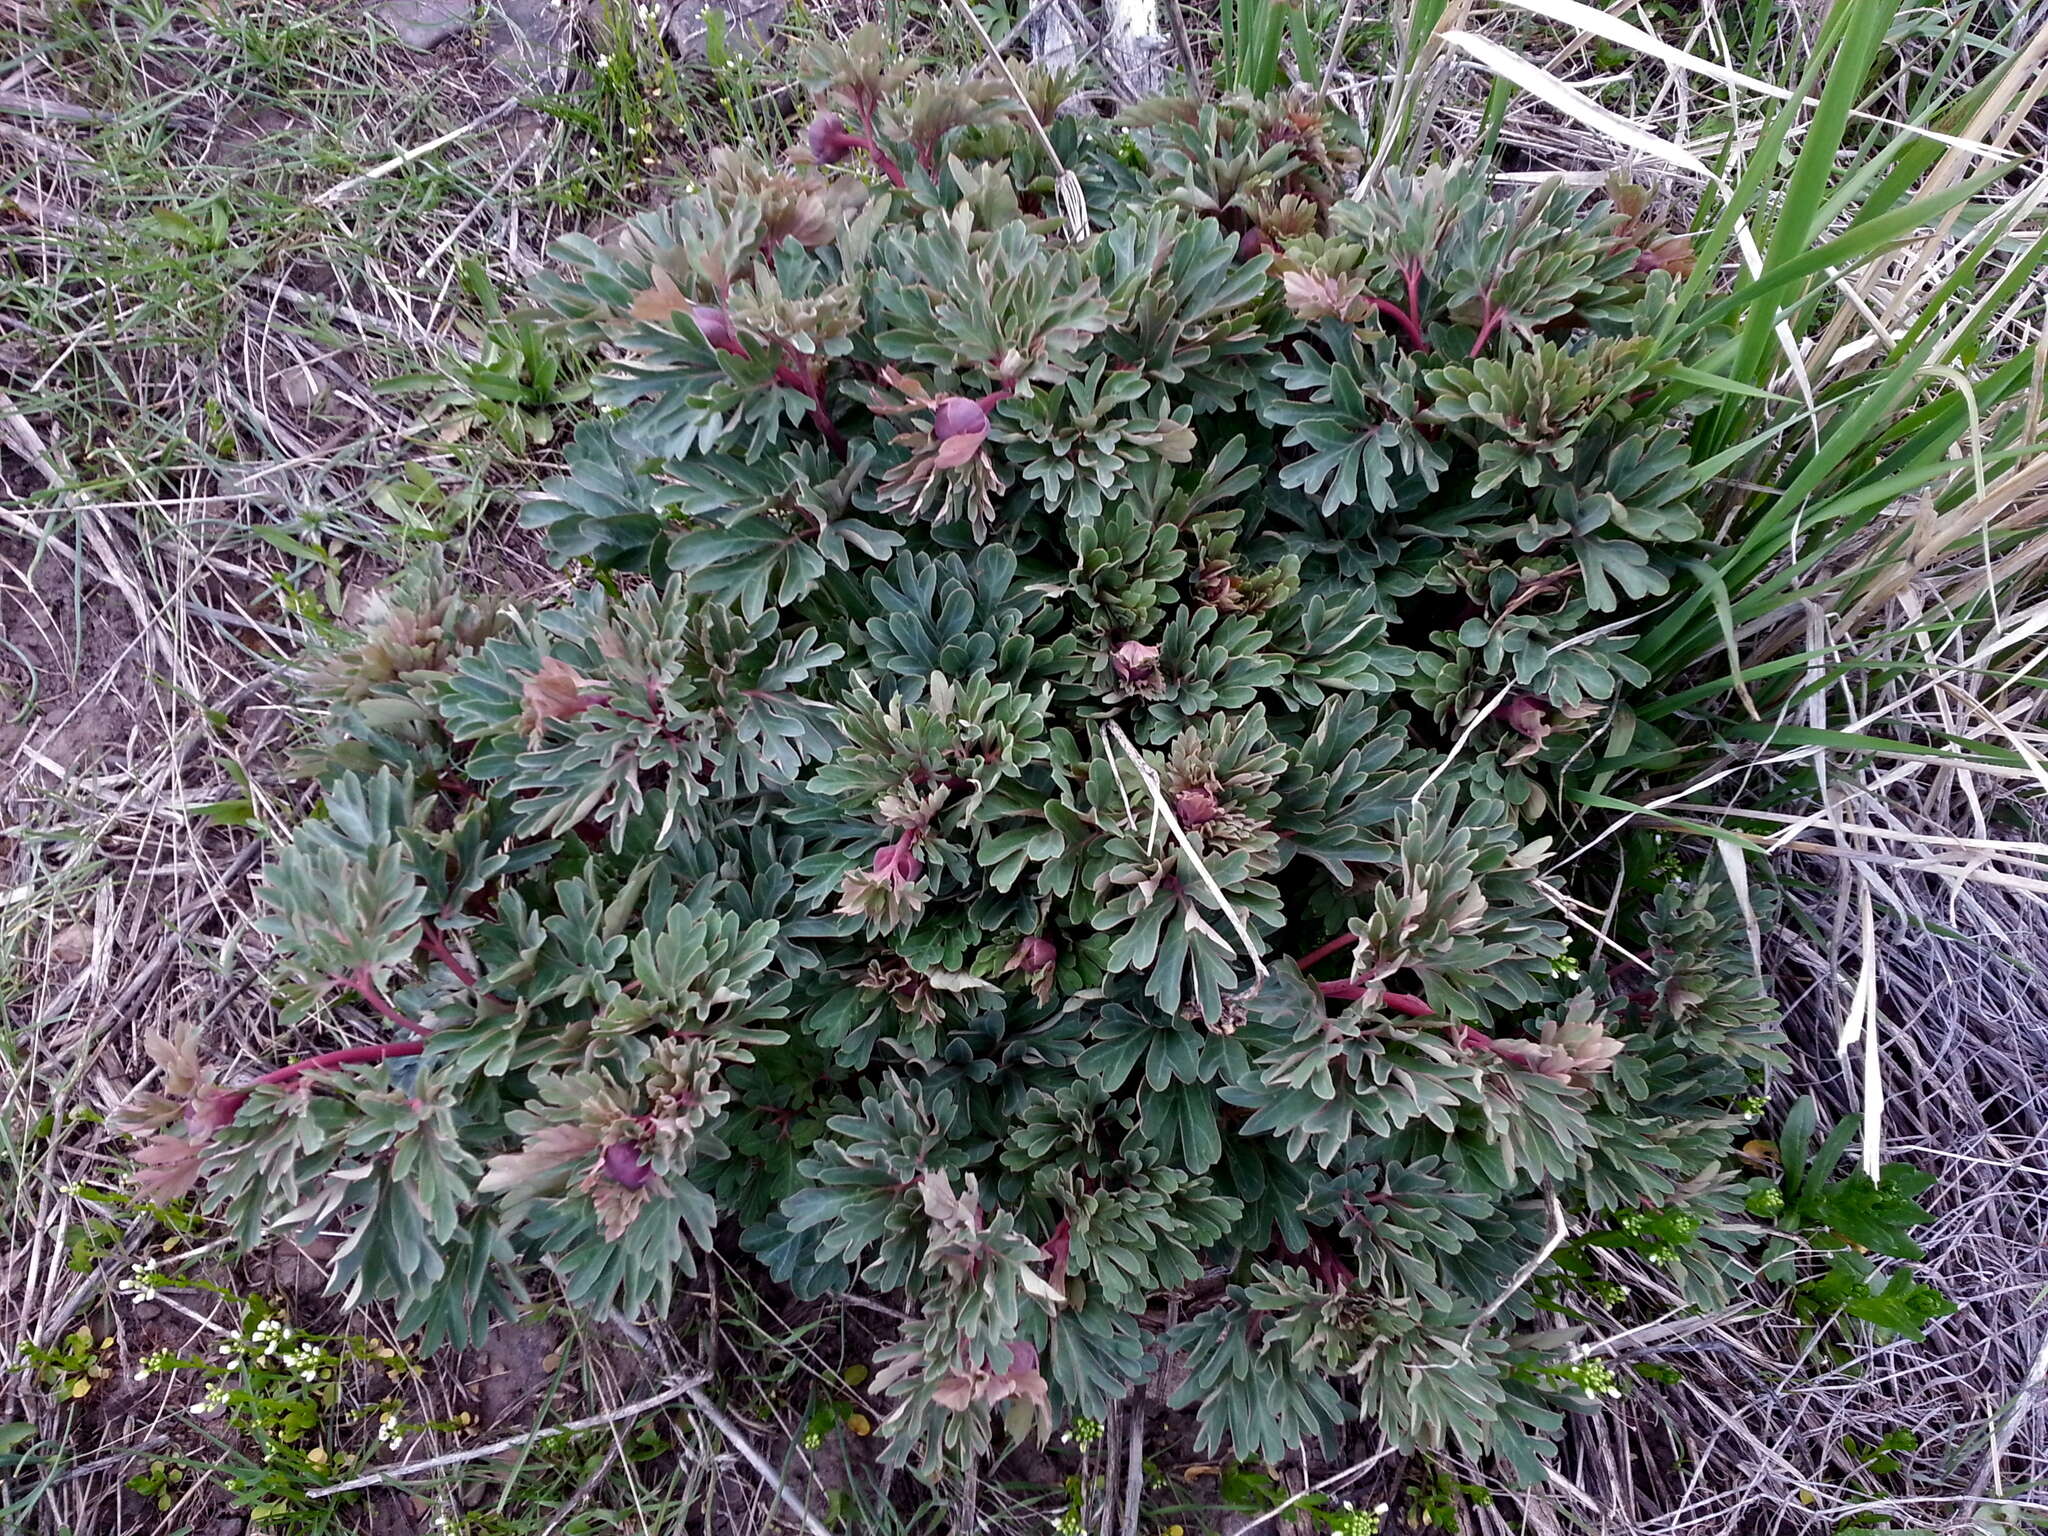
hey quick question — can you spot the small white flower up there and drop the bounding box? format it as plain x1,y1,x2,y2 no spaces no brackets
133,1370,151,1383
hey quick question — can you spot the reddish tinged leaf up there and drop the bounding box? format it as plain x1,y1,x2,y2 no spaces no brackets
1280,268,1368,323
132,1133,204,1203
930,430,986,470
872,833,924,884
1006,935,1056,976
1111,640,1161,686
518,657,606,746
479,1122,604,1198
627,266,690,323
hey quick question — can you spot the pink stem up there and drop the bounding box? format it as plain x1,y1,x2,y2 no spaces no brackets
1318,980,1433,1018
419,924,477,989
852,107,906,189
1297,931,1360,971
1369,296,1427,352
811,402,847,456
216,1041,427,1118
1469,302,1504,358
773,363,847,458
347,968,430,1038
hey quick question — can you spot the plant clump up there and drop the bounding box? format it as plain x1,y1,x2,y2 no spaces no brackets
123,37,1787,1486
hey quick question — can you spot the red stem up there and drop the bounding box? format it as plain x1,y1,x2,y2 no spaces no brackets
1469,301,1504,358
1296,931,1360,971
1368,296,1427,352
216,1041,426,1118
810,401,847,456
773,363,847,458
250,1041,425,1089
852,107,906,189
1318,980,1433,1017
419,924,477,989
347,968,430,1038
1404,261,1423,338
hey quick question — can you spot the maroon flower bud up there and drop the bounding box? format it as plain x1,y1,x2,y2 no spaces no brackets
1501,693,1549,741
600,1141,654,1190
807,111,854,164
1111,640,1161,686
1173,787,1220,827
932,396,988,440
930,395,991,469
691,304,745,358
1006,935,1057,976
1237,226,1268,262
873,834,923,885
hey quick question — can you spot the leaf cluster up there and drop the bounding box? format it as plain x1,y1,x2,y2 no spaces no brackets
127,49,1822,1488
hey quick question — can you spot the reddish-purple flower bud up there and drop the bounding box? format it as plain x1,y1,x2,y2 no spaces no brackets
1237,226,1269,262
932,395,990,442
1006,935,1057,976
691,304,745,358
1173,787,1220,827
1501,693,1549,741
929,395,991,469
873,836,923,885
601,1141,654,1189
808,111,855,164
1111,640,1161,686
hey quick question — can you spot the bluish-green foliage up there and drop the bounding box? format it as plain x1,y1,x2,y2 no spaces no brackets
122,41,1800,1484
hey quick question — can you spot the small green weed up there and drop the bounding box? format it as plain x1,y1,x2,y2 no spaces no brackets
380,261,592,453
13,1326,115,1402
1843,1428,1918,1478
1746,1097,1958,1343
1403,1465,1494,1532
107,1285,432,1529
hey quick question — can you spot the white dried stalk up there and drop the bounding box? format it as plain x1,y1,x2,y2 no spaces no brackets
1100,0,1165,99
